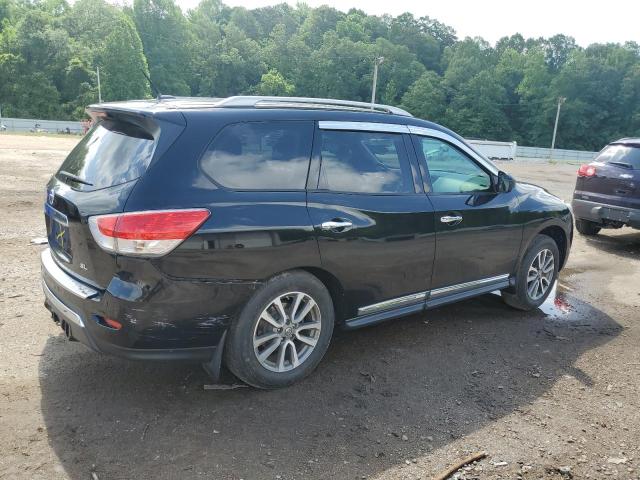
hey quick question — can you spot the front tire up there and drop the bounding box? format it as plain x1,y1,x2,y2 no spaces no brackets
502,234,559,311
575,218,601,235
224,270,334,389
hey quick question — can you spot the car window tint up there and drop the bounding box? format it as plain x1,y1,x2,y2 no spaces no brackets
597,144,640,170
201,121,313,189
318,130,412,193
419,137,491,193
56,120,155,191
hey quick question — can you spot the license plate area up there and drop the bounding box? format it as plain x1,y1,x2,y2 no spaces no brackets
602,207,630,222
45,203,72,261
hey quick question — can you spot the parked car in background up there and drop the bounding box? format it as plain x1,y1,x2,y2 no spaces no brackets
572,138,640,235
41,96,572,389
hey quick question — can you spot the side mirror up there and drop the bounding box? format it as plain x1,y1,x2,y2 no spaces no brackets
496,171,516,193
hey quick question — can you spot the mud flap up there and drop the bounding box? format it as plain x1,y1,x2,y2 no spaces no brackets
201,330,227,383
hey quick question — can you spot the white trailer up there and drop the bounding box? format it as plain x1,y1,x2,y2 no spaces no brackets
466,139,517,161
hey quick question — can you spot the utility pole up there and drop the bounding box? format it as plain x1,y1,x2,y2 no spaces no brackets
96,67,102,103
370,56,384,108
550,96,566,160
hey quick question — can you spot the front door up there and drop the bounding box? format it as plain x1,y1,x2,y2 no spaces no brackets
411,133,522,290
307,123,436,319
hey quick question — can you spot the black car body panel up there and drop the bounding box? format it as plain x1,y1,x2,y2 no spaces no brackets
513,182,573,269
572,139,640,229
41,97,573,370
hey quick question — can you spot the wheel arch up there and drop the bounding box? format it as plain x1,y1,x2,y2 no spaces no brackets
297,266,346,323
519,221,570,272
538,225,568,271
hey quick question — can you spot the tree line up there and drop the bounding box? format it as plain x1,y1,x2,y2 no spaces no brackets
1,0,639,150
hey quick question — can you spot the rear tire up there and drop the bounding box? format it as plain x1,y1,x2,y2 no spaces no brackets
224,270,334,389
575,218,601,235
502,234,559,311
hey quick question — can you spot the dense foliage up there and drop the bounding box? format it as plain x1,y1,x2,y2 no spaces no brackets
1,0,639,149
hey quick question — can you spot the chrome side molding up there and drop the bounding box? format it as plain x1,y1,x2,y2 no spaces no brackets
318,121,410,134
430,274,510,298
356,274,510,316
357,291,427,316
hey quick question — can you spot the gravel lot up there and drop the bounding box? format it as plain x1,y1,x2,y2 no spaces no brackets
1,134,639,480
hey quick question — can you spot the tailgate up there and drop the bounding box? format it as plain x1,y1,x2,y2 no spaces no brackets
45,108,185,287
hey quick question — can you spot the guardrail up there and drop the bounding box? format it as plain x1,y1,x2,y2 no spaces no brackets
515,145,597,163
0,117,84,134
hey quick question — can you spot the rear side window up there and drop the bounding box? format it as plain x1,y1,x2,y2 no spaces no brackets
318,130,413,193
597,144,640,169
57,120,155,191
201,121,313,190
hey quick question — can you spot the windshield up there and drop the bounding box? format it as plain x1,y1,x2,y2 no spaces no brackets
56,120,156,190
596,144,640,170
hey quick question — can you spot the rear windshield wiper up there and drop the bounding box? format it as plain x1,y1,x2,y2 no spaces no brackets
607,161,633,169
58,170,94,186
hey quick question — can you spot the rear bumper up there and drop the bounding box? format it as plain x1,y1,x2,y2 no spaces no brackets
40,248,253,362
571,198,640,228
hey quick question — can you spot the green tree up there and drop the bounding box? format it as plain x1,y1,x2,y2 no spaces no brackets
515,48,554,146
400,71,446,122
133,0,192,95
446,71,512,140
550,44,639,149
298,5,344,48
386,12,440,71
418,15,456,50
97,15,150,101
252,69,295,96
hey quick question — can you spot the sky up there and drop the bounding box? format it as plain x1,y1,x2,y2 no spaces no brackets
170,0,639,47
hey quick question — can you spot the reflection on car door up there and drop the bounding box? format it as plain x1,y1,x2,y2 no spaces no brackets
411,133,522,291
306,123,436,319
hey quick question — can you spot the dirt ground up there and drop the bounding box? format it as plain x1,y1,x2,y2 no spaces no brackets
0,134,639,480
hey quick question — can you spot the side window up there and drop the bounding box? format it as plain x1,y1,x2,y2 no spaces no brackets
318,130,413,194
418,137,491,194
201,121,313,190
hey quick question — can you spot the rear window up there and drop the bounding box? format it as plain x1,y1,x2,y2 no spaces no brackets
597,144,640,169
56,120,155,190
200,121,313,190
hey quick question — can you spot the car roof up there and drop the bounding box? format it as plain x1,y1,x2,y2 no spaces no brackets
86,95,469,152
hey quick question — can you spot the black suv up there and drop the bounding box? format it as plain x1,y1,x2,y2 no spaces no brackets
41,96,572,388
572,138,640,235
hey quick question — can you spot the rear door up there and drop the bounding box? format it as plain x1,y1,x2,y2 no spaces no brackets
410,130,521,291
307,122,436,319
576,144,640,210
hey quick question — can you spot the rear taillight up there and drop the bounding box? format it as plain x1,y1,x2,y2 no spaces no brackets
577,164,597,177
88,209,210,257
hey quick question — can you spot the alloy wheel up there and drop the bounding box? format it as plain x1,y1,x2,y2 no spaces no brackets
252,292,321,373
527,248,554,300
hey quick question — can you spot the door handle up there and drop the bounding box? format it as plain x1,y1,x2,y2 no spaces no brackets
320,220,353,232
440,215,463,224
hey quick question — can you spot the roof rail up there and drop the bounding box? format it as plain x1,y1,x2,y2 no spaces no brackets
214,96,413,117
